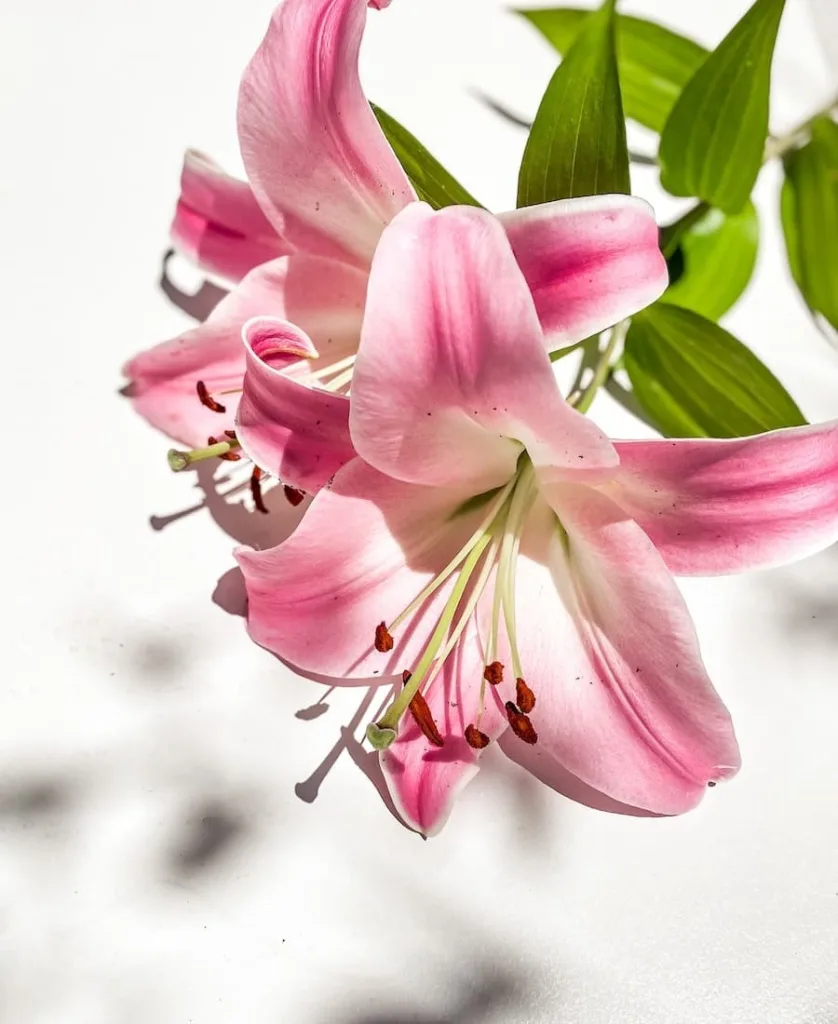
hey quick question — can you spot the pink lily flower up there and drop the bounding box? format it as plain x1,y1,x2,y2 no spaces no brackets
123,0,666,494
236,203,838,836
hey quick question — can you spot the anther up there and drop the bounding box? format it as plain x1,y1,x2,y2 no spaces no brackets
196,380,226,413
465,724,490,749
515,677,536,714
283,485,305,507
505,701,538,745
250,466,269,514
374,622,394,653
408,690,444,747
207,436,242,461
484,661,504,685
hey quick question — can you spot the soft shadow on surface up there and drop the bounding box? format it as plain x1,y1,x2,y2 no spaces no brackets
159,248,226,322
336,969,520,1024
294,685,390,806
500,736,661,819
0,777,73,818
767,543,838,651
150,461,308,550
169,799,247,875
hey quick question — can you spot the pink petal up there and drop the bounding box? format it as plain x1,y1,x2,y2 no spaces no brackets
381,629,511,837
236,456,511,835
237,0,414,269
236,318,356,492
512,486,740,815
236,459,481,679
171,150,287,283
500,195,668,347
350,204,619,492
124,254,366,447
610,422,838,574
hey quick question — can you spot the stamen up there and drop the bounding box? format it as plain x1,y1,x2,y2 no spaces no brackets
408,690,444,747
369,462,538,752
426,534,501,683
167,436,241,472
515,677,536,714
323,366,355,393
305,353,356,383
497,462,537,680
208,436,242,461
465,724,490,749
372,533,494,745
283,485,306,507
505,701,538,745
374,622,394,653
196,380,226,413
484,662,504,685
250,466,269,514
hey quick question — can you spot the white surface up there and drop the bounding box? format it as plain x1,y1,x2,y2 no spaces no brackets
2,0,838,1021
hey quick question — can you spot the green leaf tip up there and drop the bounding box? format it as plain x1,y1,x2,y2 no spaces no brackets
517,0,629,206
659,0,787,213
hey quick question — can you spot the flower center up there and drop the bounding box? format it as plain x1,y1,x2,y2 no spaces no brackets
366,458,540,752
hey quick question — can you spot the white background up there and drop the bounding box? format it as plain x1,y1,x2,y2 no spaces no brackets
2,0,838,1021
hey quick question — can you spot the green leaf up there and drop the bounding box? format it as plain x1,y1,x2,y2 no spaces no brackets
517,8,707,133
663,201,759,320
517,0,629,206
779,173,805,292
781,117,838,330
658,0,786,213
371,104,482,210
624,302,806,437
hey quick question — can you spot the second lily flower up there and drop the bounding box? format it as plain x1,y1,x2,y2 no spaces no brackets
123,0,667,493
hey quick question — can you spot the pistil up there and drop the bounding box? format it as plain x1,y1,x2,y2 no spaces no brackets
367,459,540,752
367,531,494,749
168,436,241,471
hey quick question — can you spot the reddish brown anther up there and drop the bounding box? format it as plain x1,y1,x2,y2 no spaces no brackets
283,485,306,507
402,670,412,684
197,380,226,413
465,724,490,749
515,677,536,714
483,661,504,685
505,701,538,745
408,690,444,747
375,622,394,653
250,466,269,515
224,429,237,440
207,436,241,461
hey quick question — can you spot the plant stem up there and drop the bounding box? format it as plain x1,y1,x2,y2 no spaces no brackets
569,321,628,413
764,94,838,161
659,94,838,257
659,201,710,259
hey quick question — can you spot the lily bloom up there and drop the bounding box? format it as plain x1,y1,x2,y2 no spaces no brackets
123,0,666,493
236,203,838,836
